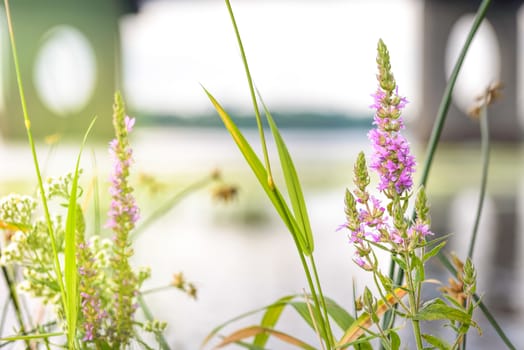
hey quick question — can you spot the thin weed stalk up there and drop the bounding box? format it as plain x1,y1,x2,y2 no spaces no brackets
3,0,67,311
223,0,335,346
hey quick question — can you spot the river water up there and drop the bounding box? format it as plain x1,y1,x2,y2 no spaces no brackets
0,127,523,349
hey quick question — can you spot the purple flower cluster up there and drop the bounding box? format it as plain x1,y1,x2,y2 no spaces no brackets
106,115,139,231
106,93,141,346
368,89,415,195
347,195,387,244
77,241,107,342
340,40,434,269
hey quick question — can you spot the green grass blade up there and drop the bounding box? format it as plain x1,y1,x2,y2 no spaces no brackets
201,294,301,348
324,297,355,331
224,0,273,184
290,301,320,332
467,104,490,259
64,117,97,348
203,88,307,250
253,295,295,347
0,332,63,342
418,0,492,188
215,325,316,350
91,150,101,236
258,92,314,255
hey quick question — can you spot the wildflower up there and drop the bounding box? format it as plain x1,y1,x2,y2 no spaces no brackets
368,39,415,196
77,240,107,342
107,92,140,346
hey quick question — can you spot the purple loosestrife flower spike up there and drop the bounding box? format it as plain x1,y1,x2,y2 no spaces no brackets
77,240,107,342
107,92,140,347
368,39,415,196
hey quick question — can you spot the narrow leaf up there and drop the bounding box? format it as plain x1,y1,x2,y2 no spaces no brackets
423,241,446,263
204,89,307,251
0,332,63,342
64,116,97,347
413,255,425,285
215,326,316,350
415,299,476,326
253,295,295,347
202,294,301,348
325,297,355,331
422,333,452,350
390,331,401,350
290,302,317,331
259,93,314,254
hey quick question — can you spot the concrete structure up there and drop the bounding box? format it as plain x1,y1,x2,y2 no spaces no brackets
0,0,137,139
419,0,522,142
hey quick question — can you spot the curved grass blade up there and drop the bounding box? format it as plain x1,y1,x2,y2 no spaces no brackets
215,326,316,350
324,297,355,331
224,0,273,187
253,295,295,347
0,332,63,342
203,88,307,251
258,92,314,255
64,116,97,348
201,294,301,348
337,288,407,348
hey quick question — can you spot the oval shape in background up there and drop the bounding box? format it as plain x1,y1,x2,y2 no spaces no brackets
445,14,500,115
33,25,97,117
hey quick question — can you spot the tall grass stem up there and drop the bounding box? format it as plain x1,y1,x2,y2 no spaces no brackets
467,105,490,259
224,0,274,186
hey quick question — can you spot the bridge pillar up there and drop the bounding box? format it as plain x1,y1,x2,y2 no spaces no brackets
418,0,522,142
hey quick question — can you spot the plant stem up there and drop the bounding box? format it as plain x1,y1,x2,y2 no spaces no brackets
404,253,423,350
137,294,170,350
1,268,28,347
467,104,490,259
225,0,274,186
308,255,335,346
3,0,67,312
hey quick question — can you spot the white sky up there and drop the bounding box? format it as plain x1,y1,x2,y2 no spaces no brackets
120,0,423,119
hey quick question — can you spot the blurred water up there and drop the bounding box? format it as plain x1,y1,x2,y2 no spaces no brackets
0,127,523,349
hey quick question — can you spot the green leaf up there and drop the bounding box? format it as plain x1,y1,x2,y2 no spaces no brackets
377,271,394,294
64,116,97,348
390,330,401,350
204,89,307,252
290,302,318,331
0,332,63,342
253,295,295,347
391,255,407,271
423,241,446,263
413,255,425,285
325,297,355,331
415,299,475,326
421,334,452,350
259,93,314,255
202,294,301,348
